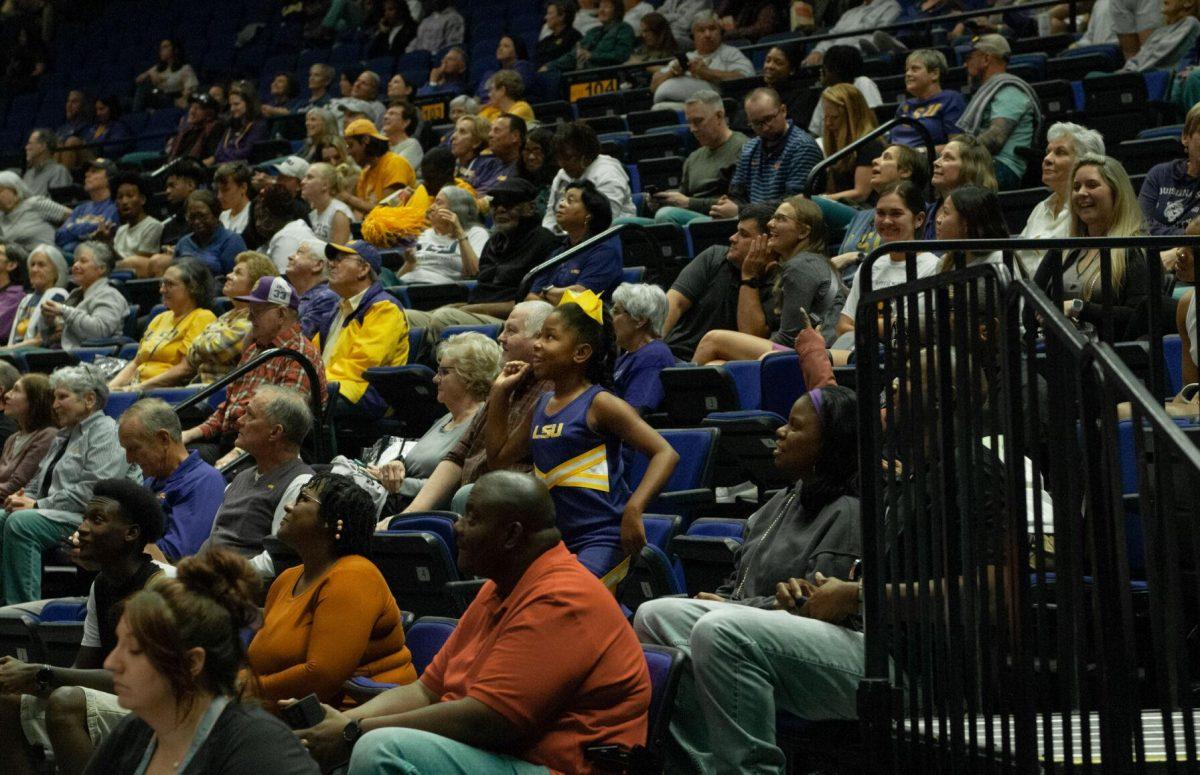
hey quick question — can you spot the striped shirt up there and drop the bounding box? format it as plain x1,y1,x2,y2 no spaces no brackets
729,122,823,206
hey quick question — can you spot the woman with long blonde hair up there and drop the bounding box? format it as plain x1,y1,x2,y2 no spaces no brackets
1033,153,1151,339
301,107,342,162
820,83,882,205
302,162,353,244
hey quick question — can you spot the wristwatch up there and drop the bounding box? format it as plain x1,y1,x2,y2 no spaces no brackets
342,719,364,748
34,664,53,692
1069,298,1084,318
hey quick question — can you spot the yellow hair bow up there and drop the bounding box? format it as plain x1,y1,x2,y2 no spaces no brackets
558,288,605,325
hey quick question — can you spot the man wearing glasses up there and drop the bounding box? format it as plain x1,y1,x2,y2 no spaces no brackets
709,88,822,220
316,240,409,420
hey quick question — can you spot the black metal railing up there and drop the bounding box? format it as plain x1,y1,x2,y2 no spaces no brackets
171,346,330,461
857,235,1200,400
804,116,936,197
517,222,638,299
852,249,1200,770
559,0,1077,101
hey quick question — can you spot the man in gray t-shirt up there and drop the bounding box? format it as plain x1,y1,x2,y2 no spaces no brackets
651,12,754,107
662,204,774,359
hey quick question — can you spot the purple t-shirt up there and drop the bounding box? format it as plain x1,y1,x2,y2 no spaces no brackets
891,90,967,148
1138,158,1200,235
614,339,676,414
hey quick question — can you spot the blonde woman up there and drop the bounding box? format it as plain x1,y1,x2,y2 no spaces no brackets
368,332,501,515
186,251,278,383
694,196,847,362
1033,154,1150,339
319,143,362,201
820,83,882,205
301,107,343,162
925,134,997,238
301,163,353,244
449,114,505,193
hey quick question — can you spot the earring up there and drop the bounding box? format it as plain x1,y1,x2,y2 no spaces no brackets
334,519,344,541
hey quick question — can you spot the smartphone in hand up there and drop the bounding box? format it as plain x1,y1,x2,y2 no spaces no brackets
281,693,325,730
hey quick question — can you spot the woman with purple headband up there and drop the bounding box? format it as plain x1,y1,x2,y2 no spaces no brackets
633,372,861,772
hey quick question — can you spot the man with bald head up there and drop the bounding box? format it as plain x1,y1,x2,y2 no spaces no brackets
296,471,652,774
708,87,822,219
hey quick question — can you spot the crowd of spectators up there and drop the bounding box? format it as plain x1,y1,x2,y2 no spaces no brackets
0,0,1195,772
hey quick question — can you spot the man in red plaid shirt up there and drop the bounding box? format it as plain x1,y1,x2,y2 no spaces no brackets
181,276,327,465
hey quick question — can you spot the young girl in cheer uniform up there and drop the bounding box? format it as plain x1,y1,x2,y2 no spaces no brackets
485,289,679,580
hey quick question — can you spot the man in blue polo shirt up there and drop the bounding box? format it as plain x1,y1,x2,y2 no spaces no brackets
117,398,224,561
710,88,822,219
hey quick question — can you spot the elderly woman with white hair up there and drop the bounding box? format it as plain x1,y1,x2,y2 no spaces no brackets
40,240,128,349
397,186,489,284
368,332,502,518
0,363,139,604
612,282,677,414
1018,122,1106,276
6,243,68,348
0,171,55,253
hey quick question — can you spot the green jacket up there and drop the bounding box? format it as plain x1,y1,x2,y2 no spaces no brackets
550,21,635,71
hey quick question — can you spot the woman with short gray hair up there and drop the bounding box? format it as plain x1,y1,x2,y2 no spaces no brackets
398,186,489,284
612,283,677,413
1018,122,1107,276
41,240,129,349
366,331,502,514
0,363,138,604
0,171,55,253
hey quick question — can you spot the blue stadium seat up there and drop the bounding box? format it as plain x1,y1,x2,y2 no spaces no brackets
362,363,444,438
585,645,686,771
345,616,458,697
36,599,88,667
1163,334,1183,396
685,218,737,258
658,365,742,425
104,390,141,420
625,427,719,524
371,531,461,617
670,517,746,596
622,266,646,284
439,324,500,341
760,351,806,419
386,513,459,561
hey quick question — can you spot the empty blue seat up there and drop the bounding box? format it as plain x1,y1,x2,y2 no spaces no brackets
371,531,460,617
760,351,806,419
345,616,458,697
387,512,459,561
670,517,746,596
440,324,500,341
625,427,719,524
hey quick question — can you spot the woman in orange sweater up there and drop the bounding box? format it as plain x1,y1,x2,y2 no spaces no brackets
247,473,416,707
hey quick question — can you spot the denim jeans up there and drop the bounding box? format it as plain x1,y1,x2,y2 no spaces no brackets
634,598,866,775
0,509,74,605
348,728,550,775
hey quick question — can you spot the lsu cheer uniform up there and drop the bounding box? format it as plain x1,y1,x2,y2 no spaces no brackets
530,384,630,577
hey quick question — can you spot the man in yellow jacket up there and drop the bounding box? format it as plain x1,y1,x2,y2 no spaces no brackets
315,240,408,418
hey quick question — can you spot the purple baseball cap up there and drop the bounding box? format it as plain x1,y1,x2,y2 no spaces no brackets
235,276,300,310
325,240,382,274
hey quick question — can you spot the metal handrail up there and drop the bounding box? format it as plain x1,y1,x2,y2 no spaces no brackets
171,346,330,461
858,235,1200,400
804,116,935,197
561,0,1076,89
517,222,638,299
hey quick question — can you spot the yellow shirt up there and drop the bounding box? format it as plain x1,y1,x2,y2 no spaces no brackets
480,100,535,123
135,307,217,381
356,152,416,207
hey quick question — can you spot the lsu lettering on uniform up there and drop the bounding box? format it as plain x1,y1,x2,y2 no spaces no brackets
530,384,629,578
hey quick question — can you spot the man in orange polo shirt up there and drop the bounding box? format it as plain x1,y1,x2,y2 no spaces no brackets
295,471,651,774
341,118,415,219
